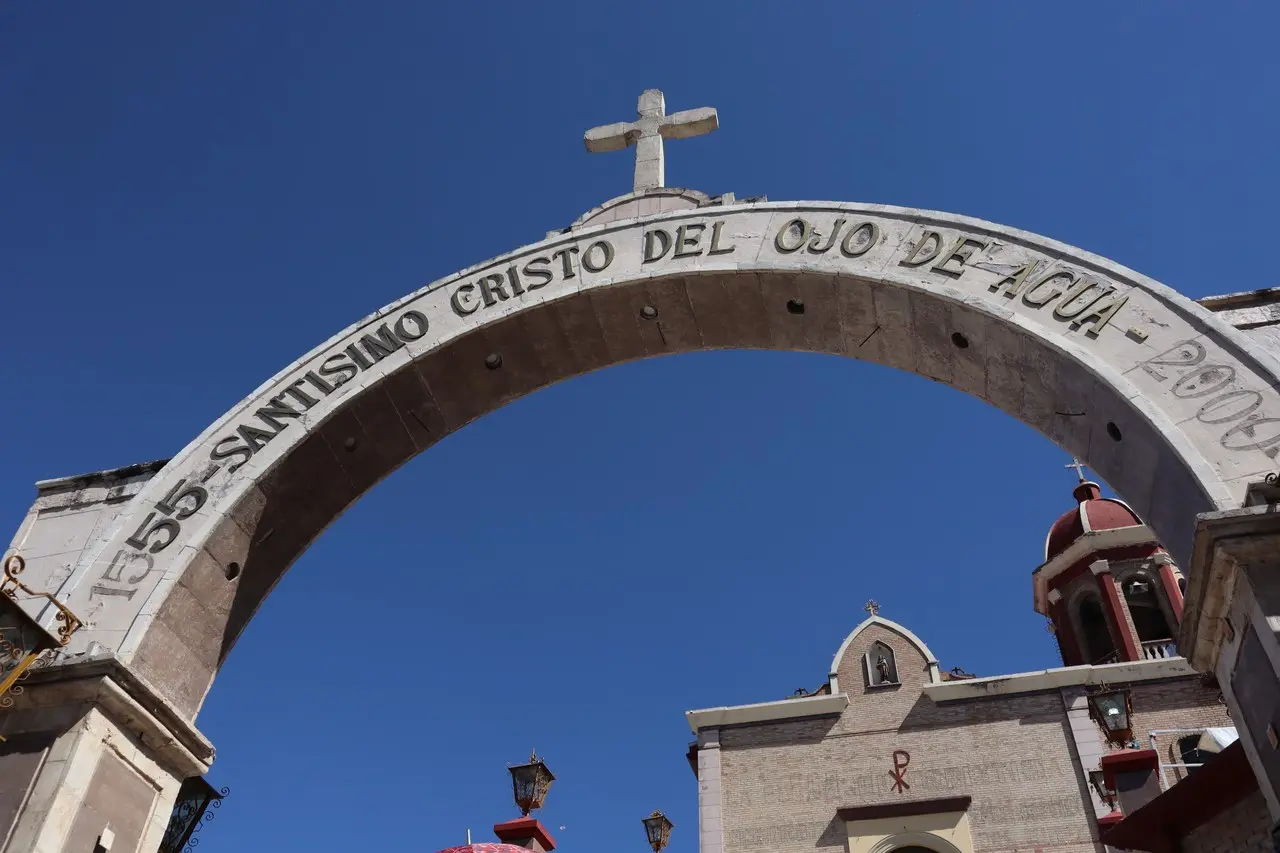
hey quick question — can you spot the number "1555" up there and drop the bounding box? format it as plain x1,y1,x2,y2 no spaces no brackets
125,477,208,554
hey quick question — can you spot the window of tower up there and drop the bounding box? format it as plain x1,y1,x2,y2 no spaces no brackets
1078,595,1118,665
1123,574,1174,642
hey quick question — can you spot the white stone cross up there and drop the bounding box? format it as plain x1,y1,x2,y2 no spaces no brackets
583,89,719,193
1065,459,1089,482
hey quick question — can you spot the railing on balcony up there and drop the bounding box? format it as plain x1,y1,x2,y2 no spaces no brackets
1141,640,1180,660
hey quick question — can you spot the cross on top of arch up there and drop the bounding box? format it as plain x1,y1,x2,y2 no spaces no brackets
864,600,881,617
583,89,719,193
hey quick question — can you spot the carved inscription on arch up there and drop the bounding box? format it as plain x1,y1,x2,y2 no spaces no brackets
88,308,431,602
1138,340,1280,459
765,217,1130,341
60,204,1280,643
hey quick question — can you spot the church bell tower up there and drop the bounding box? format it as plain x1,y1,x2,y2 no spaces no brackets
1033,464,1187,667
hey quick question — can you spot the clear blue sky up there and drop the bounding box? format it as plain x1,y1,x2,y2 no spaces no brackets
2,3,1276,852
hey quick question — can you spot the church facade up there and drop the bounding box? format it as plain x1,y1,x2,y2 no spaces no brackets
687,479,1271,853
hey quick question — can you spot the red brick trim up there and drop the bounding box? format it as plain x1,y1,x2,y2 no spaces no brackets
1050,598,1083,666
1045,544,1161,594
1097,571,1141,661
1157,562,1184,625
837,796,972,822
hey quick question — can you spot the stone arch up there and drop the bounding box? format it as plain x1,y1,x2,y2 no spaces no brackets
35,199,1280,716
866,833,965,853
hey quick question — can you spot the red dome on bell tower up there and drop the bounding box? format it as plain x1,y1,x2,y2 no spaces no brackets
1044,481,1145,562
1034,463,1187,668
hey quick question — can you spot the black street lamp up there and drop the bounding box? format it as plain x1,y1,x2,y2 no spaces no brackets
508,752,555,816
642,810,674,853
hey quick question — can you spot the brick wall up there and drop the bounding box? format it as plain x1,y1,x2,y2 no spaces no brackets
715,623,1243,853
831,621,933,734
1183,790,1273,853
1128,679,1234,784
719,624,1101,853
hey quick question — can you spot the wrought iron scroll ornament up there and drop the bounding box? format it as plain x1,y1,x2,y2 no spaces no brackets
0,553,84,714
2,554,83,645
158,777,228,853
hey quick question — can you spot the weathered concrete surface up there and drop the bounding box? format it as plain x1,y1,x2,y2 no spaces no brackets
0,652,212,853
9,198,1280,718
1181,503,1280,821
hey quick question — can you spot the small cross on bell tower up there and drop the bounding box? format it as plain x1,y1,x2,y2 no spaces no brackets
864,600,880,617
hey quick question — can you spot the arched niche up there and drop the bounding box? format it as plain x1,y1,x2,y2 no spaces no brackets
866,640,901,688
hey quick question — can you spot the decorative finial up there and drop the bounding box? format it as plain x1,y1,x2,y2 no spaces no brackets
1065,458,1088,483
584,89,719,193
864,600,880,617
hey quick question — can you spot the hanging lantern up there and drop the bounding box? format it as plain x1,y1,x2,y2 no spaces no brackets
1088,769,1116,810
1087,686,1133,745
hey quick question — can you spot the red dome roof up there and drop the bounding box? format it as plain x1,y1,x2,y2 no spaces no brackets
438,845,536,853
1045,481,1144,561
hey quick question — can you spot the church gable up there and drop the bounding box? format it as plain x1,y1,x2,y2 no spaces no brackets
830,614,940,696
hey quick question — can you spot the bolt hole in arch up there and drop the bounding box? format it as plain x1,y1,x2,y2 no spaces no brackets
224,562,241,581
1106,422,1123,441
950,332,969,349
786,298,805,315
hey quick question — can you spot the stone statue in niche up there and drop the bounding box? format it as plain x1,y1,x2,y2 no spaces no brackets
865,641,899,687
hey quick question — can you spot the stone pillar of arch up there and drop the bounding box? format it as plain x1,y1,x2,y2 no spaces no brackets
1181,485,1280,830
8,191,1280,850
